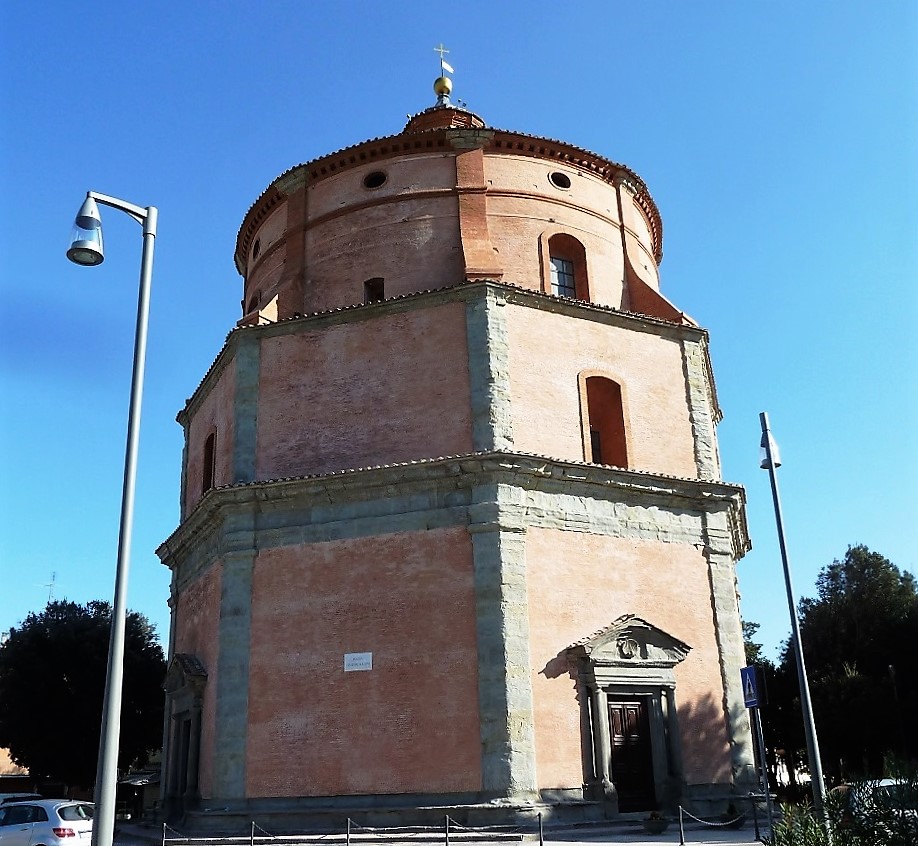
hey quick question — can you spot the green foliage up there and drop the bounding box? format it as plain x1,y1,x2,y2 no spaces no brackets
0,600,166,789
743,620,768,666
760,546,917,785
794,546,918,780
765,777,918,846
766,802,833,846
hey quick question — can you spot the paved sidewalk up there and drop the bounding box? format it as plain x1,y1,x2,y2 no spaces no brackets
539,821,765,845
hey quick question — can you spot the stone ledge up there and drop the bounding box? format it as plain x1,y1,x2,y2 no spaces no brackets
158,451,749,583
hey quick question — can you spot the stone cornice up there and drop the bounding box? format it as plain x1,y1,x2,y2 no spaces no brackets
235,127,663,273
157,450,750,573
177,279,708,426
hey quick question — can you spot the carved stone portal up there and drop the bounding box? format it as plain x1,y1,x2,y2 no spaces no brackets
567,616,690,812
162,653,207,820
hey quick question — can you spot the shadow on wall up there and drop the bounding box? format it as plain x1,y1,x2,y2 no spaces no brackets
679,692,744,786
541,651,574,681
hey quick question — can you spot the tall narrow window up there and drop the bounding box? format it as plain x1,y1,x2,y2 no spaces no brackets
550,257,576,297
584,376,627,468
364,277,385,303
545,233,589,300
202,432,216,495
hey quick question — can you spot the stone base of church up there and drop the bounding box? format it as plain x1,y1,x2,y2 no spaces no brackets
176,793,607,834
170,775,759,834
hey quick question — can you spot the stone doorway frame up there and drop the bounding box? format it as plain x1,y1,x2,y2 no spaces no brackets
567,615,690,812
162,653,207,819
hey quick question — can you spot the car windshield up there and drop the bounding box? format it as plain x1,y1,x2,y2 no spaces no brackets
58,804,94,821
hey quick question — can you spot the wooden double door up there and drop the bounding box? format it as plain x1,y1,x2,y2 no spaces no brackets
608,697,656,812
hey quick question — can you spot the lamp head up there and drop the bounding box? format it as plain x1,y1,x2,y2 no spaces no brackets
67,196,104,266
760,430,782,469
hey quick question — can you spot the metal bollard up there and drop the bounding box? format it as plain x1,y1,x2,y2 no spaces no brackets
347,818,351,846
539,812,544,846
445,815,450,846
678,806,685,845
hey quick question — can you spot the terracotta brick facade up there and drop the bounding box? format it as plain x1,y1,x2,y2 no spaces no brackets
158,97,752,828
245,530,481,797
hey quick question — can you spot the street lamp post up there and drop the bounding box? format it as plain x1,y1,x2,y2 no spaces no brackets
759,411,828,821
68,192,158,846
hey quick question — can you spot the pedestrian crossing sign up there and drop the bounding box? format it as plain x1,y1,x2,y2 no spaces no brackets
741,665,763,708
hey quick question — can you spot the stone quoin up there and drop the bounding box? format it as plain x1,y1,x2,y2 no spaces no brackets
157,65,755,830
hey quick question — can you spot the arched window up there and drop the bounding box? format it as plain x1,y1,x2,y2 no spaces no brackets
582,376,627,468
364,277,385,303
545,233,589,301
202,432,216,495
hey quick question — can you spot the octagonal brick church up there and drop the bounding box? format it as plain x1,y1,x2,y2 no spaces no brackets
157,73,755,829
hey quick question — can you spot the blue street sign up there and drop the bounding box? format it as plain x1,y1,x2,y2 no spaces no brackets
741,665,761,708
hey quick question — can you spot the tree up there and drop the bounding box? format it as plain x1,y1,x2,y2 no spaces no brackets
743,620,767,666
794,546,918,780
0,600,166,789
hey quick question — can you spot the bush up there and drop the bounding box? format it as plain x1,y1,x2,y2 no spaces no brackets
765,777,918,846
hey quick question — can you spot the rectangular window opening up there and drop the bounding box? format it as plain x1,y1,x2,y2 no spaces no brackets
550,257,576,298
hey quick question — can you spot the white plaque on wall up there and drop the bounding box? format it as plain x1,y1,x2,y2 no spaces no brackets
344,652,373,672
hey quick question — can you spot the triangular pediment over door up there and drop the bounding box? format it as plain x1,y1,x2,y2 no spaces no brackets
567,614,691,688
164,652,208,697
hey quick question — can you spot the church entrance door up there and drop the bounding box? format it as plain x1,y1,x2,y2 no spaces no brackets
608,697,655,811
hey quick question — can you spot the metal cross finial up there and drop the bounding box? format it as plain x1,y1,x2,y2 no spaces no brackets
433,43,454,75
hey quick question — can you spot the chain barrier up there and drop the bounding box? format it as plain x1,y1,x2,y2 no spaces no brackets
162,810,540,846
444,816,526,834
678,805,764,846
679,806,747,827
164,829,341,846
249,822,339,843
348,820,440,838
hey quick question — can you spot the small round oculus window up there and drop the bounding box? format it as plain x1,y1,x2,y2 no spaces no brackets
549,171,572,189
363,171,388,189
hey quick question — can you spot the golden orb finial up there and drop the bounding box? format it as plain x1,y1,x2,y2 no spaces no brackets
432,43,454,106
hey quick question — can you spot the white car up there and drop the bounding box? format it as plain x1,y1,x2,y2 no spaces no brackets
0,800,93,846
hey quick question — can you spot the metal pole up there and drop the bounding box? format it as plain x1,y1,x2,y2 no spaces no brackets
346,818,351,846
751,706,774,834
444,815,449,846
759,412,828,823
90,205,157,846
538,811,543,846
678,806,685,845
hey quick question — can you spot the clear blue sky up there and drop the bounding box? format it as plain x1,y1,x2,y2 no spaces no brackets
1,2,915,662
